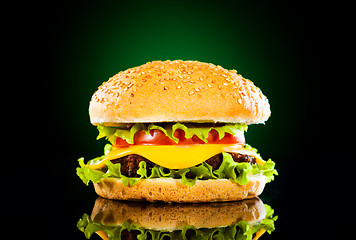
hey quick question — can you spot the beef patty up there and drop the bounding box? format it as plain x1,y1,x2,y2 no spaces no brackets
109,152,257,178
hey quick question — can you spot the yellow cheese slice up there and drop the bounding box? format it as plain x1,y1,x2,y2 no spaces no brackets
88,144,265,170
95,231,109,240
253,229,266,240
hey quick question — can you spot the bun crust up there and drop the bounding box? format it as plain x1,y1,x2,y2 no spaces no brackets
91,197,266,231
93,174,266,203
89,60,270,125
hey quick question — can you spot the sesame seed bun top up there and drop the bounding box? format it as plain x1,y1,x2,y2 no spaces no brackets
89,60,271,126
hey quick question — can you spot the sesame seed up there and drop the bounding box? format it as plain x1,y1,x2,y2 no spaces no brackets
222,82,228,86
188,90,194,95
238,99,242,104
207,84,212,88
195,87,200,92
176,85,182,89
164,86,168,90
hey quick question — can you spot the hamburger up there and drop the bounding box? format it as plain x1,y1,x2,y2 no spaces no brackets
76,60,277,202
77,197,277,240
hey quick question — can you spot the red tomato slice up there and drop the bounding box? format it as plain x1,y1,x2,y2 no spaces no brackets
134,129,177,145
115,129,245,146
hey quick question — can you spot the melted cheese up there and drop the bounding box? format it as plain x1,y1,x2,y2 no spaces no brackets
253,229,266,240
88,144,265,170
96,231,108,240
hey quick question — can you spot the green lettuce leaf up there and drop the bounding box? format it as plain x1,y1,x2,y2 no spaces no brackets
103,160,142,186
76,144,277,187
261,204,278,234
77,204,277,240
76,158,105,185
252,159,278,183
217,152,253,185
96,122,248,144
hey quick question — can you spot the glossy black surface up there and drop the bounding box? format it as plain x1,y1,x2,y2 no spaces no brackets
77,197,276,240
16,0,348,239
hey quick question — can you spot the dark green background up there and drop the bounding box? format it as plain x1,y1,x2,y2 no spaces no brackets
42,0,329,239
47,1,317,158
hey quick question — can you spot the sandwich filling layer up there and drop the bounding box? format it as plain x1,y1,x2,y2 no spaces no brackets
77,123,277,187
77,144,277,187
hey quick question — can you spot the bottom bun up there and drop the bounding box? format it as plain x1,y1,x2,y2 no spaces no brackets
93,174,266,202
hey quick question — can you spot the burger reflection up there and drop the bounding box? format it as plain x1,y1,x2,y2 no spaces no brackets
77,197,277,240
